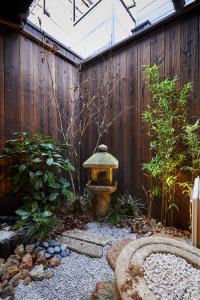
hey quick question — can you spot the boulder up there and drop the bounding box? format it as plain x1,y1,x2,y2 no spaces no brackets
34,255,46,266
0,258,5,265
20,269,29,279
14,244,25,257
9,272,21,288
5,265,19,280
25,244,35,254
49,257,60,268
20,253,33,271
1,279,8,289
1,286,13,298
23,276,32,285
30,265,45,281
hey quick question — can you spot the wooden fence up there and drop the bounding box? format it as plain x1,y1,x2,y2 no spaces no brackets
0,3,199,225
80,4,200,227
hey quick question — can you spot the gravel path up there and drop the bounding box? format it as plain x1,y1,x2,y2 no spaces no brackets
14,222,136,300
144,253,200,300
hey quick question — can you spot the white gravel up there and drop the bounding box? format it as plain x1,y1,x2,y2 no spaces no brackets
144,253,200,300
14,222,136,300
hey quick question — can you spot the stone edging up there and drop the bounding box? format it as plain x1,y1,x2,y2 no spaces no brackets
115,237,200,300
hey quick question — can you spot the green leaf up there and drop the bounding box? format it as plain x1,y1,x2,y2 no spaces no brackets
46,158,53,166
63,190,75,203
41,211,53,218
16,210,30,220
19,164,27,172
35,171,43,176
33,158,42,163
49,192,59,201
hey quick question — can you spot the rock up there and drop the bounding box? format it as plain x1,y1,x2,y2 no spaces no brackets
30,265,45,281
14,244,25,257
5,265,19,280
35,255,46,266
60,250,69,258
49,240,58,247
20,269,29,279
5,258,20,267
0,266,4,278
0,258,5,265
1,279,8,289
54,246,60,253
106,239,132,271
20,253,33,271
44,252,52,259
49,257,60,268
9,272,20,288
25,244,35,254
42,242,49,248
9,255,21,262
37,250,46,257
54,254,62,261
45,270,54,279
1,286,13,298
60,244,67,251
35,246,45,253
91,280,113,300
23,276,32,285
47,247,54,254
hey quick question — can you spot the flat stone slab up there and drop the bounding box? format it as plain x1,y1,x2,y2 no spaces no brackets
62,229,113,246
0,230,16,242
58,235,103,258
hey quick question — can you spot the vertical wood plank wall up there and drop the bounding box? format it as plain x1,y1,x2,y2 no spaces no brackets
80,8,200,227
0,26,79,150
0,6,199,226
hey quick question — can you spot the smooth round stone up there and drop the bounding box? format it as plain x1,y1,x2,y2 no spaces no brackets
42,242,49,248
49,240,59,247
54,246,60,253
60,249,69,258
54,254,62,261
45,252,52,259
60,244,67,251
35,246,44,253
47,247,54,254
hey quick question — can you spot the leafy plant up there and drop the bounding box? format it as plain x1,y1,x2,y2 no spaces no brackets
0,132,75,242
105,192,144,225
143,64,194,226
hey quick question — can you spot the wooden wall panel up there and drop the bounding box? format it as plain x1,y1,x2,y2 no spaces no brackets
81,8,200,228
4,29,21,139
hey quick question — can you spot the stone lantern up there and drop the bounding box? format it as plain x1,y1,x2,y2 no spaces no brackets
83,144,118,219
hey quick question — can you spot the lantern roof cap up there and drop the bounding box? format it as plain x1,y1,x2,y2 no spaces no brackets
83,144,118,169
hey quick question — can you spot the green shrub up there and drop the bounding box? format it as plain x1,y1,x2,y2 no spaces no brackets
0,132,75,242
143,65,192,225
105,192,144,225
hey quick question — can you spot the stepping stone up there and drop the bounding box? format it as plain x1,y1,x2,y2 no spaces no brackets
62,229,113,246
57,235,103,258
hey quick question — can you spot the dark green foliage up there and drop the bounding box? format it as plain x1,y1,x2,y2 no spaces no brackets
105,192,144,225
0,132,75,242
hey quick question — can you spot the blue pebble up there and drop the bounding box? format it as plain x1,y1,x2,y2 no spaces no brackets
60,249,69,258
35,246,44,253
49,240,59,247
54,246,60,253
45,252,52,259
42,242,49,248
54,254,62,261
47,247,54,254
60,244,67,251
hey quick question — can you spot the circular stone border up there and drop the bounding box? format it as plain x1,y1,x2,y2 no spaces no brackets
115,237,200,300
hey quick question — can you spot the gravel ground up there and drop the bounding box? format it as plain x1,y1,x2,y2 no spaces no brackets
144,253,200,300
14,222,136,300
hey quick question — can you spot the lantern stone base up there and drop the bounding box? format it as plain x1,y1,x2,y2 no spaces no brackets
86,183,117,219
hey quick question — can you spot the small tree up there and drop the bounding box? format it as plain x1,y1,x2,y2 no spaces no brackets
143,64,192,226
